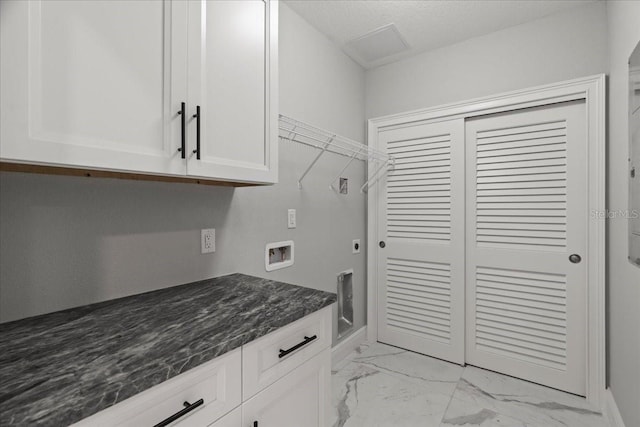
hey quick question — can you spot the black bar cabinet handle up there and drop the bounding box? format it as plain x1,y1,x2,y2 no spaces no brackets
192,105,201,159
253,422,258,427
178,102,186,159
153,398,204,427
278,335,317,359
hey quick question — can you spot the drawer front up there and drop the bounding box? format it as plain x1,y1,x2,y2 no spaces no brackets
72,348,242,427
242,306,332,400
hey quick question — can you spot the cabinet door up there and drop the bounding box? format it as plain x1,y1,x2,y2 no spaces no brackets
186,0,278,184
242,348,330,427
0,0,187,175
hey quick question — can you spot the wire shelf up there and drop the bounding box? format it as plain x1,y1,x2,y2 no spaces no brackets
278,114,394,191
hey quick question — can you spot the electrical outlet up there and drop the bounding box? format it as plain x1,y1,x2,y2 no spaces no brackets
201,229,215,253
288,209,296,229
352,239,361,254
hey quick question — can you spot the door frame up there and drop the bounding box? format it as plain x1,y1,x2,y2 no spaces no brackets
366,74,606,408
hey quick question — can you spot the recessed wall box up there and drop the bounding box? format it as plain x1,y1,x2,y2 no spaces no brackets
339,178,348,194
337,269,354,339
265,240,294,272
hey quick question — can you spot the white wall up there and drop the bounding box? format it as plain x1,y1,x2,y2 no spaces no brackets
366,2,607,118
606,2,640,426
364,1,640,422
0,3,367,346
364,0,634,408
226,3,367,344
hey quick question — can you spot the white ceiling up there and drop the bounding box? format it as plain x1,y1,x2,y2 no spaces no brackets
285,0,598,69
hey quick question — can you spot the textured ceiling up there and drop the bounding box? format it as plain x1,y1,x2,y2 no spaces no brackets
285,0,598,69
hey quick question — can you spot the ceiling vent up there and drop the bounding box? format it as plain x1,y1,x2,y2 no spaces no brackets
343,23,409,68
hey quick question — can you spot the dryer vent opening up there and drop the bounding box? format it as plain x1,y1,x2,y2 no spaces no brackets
337,270,354,339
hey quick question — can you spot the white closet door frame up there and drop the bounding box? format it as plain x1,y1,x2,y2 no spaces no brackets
367,74,606,408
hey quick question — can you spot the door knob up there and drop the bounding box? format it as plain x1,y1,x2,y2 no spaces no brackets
569,254,582,264
379,241,386,248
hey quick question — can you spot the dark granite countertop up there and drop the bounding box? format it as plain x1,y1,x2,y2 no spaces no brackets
0,273,336,426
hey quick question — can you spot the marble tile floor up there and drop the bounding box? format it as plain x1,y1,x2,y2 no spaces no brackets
331,342,609,427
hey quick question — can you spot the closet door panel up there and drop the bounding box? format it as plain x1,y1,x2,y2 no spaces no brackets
465,100,587,395
377,119,465,364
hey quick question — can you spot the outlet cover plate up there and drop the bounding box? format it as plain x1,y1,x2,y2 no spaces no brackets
201,229,216,253
352,239,361,254
288,209,296,229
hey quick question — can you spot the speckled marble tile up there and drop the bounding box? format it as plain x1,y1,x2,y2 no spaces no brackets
331,342,462,427
0,273,336,426
440,366,608,427
331,343,610,427
348,342,464,389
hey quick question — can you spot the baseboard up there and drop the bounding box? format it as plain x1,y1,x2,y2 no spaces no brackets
331,326,367,365
604,388,626,427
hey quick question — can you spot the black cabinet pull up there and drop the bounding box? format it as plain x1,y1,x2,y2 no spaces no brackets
177,102,186,159
253,422,258,427
192,105,201,159
278,335,317,359
153,398,204,427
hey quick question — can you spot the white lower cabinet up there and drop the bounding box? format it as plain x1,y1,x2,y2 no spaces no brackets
242,348,331,427
70,307,333,427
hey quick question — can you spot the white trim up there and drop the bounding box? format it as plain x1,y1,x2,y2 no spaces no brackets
368,74,603,128
331,326,367,366
267,0,279,183
366,126,379,343
366,74,606,407
585,73,607,408
604,388,627,427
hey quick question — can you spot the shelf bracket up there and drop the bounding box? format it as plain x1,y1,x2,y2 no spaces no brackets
329,147,363,191
360,159,393,193
298,135,335,189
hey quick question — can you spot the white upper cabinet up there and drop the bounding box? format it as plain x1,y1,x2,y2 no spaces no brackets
186,0,278,184
0,0,187,176
0,0,278,185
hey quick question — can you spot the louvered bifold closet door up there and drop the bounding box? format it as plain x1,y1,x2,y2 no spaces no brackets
465,100,587,395
377,119,465,364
